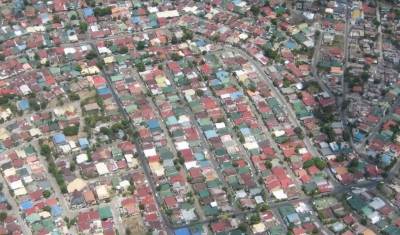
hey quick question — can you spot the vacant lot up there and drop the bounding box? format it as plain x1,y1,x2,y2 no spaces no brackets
42,139,54,149
322,34,345,51
123,216,148,235
78,90,96,101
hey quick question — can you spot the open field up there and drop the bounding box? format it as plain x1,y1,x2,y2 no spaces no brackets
123,216,148,235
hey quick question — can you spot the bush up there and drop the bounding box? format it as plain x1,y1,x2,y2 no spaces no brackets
63,126,79,136
43,190,51,198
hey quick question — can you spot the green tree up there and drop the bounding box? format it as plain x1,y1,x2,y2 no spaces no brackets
294,127,302,134
40,144,51,156
43,190,51,198
360,218,367,225
43,206,51,212
171,35,178,44
119,46,128,54
137,63,145,72
137,41,146,50
0,54,4,61
166,209,173,216
0,212,7,221
70,15,77,20
79,22,88,32
195,89,204,97
75,65,82,72
63,126,79,136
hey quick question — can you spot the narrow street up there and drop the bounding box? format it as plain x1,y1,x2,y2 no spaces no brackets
161,62,241,213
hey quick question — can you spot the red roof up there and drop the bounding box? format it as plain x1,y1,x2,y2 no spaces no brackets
29,190,43,200
211,221,227,233
164,196,178,207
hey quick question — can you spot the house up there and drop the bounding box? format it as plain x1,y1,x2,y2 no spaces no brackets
83,103,100,114
53,134,67,145
78,138,89,149
70,190,86,208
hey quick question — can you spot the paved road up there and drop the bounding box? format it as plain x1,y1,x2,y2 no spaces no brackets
91,44,170,235
161,61,240,214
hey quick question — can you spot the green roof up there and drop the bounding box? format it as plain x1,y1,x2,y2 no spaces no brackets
278,205,296,218
199,189,211,198
98,206,113,220
376,220,389,229
206,179,221,188
269,225,283,235
360,206,373,216
203,204,219,216
24,146,35,155
41,218,55,231
26,213,41,225
111,178,120,186
347,194,366,211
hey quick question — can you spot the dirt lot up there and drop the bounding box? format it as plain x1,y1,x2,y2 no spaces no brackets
42,139,54,149
123,216,148,235
78,90,96,101
66,135,79,142
47,99,59,109
322,35,344,51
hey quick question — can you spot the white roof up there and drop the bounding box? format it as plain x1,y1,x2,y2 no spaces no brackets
64,47,76,54
14,187,27,196
95,162,109,175
60,144,71,153
143,148,157,157
368,197,386,210
243,142,259,150
367,211,380,224
156,10,179,18
4,168,16,177
273,130,286,137
119,180,130,189
124,154,133,163
272,189,288,200
215,122,226,129
19,84,31,94
175,141,189,151
23,176,34,184
69,141,77,149
76,154,88,164
10,180,23,190
184,161,199,170
29,128,42,137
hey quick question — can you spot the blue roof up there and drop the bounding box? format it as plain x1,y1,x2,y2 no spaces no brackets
131,17,141,24
196,40,206,47
38,77,45,83
53,134,66,144
51,205,63,217
21,201,34,211
97,87,111,95
215,71,229,78
240,128,251,135
174,228,191,235
199,160,211,167
39,13,50,20
166,116,178,126
66,29,76,36
78,138,89,146
0,195,6,203
382,154,392,164
83,8,93,17
194,153,204,161
18,100,30,111
232,0,241,4
286,213,300,224
210,80,221,85
146,120,160,129
204,130,218,139
230,92,243,99
354,132,365,142
150,20,158,27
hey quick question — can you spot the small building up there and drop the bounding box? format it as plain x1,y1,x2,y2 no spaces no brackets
53,134,67,145
78,138,89,149
83,103,100,114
